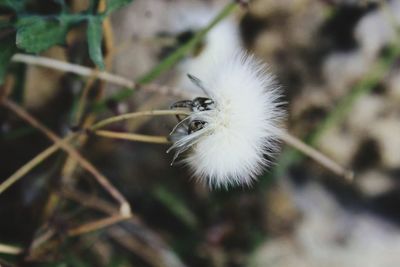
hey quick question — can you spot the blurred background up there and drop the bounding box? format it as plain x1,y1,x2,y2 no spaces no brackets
1,0,400,266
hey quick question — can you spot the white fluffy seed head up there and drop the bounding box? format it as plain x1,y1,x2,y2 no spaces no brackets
170,51,285,188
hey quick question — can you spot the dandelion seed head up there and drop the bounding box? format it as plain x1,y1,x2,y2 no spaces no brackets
170,51,285,188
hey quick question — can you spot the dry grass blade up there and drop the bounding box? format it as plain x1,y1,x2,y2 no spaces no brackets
0,243,23,255
1,99,131,216
12,54,135,89
281,131,354,182
108,228,168,267
61,188,187,267
11,54,188,98
0,135,76,195
68,215,131,237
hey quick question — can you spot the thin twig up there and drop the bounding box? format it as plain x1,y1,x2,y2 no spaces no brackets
1,99,130,216
61,188,122,216
281,131,354,182
91,109,191,130
68,214,131,237
126,94,168,132
74,76,97,126
12,54,135,88
94,130,170,144
92,110,352,179
61,113,98,187
11,54,188,99
61,188,187,267
108,228,167,267
0,135,76,194
0,243,23,255
29,228,56,252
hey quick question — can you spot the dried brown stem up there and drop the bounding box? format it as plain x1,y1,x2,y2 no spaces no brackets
74,77,97,126
29,228,56,252
11,54,188,98
68,214,131,237
61,188,187,267
108,228,168,267
0,243,23,255
1,99,131,215
61,188,121,216
281,131,354,182
12,54,134,88
0,135,76,194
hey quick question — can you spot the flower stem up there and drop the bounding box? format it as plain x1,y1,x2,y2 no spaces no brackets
91,109,191,130
281,131,354,182
94,130,170,144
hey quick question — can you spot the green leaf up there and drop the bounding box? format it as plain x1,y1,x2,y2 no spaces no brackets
87,16,104,70
16,16,75,53
0,35,16,85
105,0,133,15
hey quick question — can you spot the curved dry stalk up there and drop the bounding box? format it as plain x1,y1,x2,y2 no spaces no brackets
91,109,191,130
91,110,352,179
281,131,354,182
11,54,189,98
68,214,131,237
94,130,170,144
0,135,76,195
12,54,135,88
1,99,130,216
61,188,187,267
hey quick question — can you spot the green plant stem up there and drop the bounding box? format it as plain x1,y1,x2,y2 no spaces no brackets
137,2,237,84
93,1,239,112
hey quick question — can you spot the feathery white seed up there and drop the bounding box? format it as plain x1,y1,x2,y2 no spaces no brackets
169,50,285,188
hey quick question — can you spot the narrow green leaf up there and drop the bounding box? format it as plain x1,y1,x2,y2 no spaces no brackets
87,16,104,70
0,35,16,85
153,186,198,229
16,17,70,53
92,1,237,112
105,0,133,15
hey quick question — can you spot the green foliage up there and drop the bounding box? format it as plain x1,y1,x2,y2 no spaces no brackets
16,17,73,53
0,0,134,84
0,36,17,84
87,16,105,70
0,0,27,11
